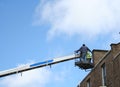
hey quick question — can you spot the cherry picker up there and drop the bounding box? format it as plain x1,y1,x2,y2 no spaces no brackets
0,52,94,78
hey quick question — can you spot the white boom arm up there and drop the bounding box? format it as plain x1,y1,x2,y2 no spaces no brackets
0,54,80,77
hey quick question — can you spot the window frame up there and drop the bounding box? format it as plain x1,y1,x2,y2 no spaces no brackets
101,63,107,86
87,78,90,87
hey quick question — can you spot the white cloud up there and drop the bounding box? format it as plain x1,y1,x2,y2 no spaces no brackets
33,0,120,40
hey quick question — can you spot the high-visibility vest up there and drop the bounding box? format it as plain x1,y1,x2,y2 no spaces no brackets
86,51,92,59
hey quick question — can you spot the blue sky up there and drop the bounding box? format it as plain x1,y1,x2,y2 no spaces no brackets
0,0,120,87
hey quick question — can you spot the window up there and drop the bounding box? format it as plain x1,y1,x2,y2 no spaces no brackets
87,79,90,87
101,63,107,86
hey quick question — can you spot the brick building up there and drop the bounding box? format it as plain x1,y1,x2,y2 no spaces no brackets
77,42,120,87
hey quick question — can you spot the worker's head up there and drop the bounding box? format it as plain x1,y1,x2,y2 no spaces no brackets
83,44,85,46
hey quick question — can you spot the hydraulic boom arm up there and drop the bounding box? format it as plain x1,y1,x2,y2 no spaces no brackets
0,54,80,78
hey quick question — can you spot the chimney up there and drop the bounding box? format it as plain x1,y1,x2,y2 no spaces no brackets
92,49,108,65
110,42,120,57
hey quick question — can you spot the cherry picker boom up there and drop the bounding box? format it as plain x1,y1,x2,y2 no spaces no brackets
0,53,94,78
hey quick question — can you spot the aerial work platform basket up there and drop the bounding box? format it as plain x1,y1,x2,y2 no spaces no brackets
74,52,94,70
75,61,94,69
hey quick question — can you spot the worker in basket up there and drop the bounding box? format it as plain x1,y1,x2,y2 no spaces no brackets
75,44,91,62
86,51,92,63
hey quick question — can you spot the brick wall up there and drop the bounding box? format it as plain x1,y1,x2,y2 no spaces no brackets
113,53,120,87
